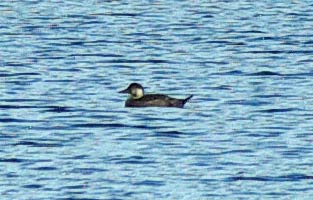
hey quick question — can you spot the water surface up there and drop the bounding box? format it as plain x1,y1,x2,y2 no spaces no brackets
1,1,313,199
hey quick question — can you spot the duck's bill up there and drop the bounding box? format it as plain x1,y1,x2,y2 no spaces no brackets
118,88,129,93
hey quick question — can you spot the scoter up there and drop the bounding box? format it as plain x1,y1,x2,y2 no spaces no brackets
119,83,193,108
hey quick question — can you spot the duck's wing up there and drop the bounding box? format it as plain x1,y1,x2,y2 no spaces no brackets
141,94,172,107
141,94,184,107
125,94,169,107
141,94,170,101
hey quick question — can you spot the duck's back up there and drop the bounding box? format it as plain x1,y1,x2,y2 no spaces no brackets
125,94,185,108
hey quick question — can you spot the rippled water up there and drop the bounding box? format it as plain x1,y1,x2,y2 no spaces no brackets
1,1,313,199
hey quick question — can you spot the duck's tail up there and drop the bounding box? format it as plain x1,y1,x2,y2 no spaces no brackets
183,95,193,105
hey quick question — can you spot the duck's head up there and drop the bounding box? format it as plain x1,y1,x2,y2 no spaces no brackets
119,83,144,99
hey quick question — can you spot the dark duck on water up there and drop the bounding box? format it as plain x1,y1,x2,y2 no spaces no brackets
119,83,193,108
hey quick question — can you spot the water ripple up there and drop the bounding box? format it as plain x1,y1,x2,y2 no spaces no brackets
1,1,313,199
226,174,313,182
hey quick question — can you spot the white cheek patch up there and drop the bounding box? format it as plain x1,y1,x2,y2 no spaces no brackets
136,89,143,98
132,88,143,99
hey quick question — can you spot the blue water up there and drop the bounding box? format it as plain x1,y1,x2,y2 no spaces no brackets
1,1,313,199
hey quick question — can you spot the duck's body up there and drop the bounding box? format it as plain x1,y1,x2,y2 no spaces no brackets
125,94,193,108
119,83,193,108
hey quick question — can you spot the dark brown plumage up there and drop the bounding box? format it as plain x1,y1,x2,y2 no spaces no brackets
119,83,193,108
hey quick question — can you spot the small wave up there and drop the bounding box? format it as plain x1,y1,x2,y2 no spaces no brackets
202,14,214,18
210,85,232,90
248,50,313,54
62,155,89,160
253,94,285,98
22,184,43,189
211,70,243,76
239,30,266,34
31,166,58,171
112,156,157,165
69,41,85,45
226,174,313,182
71,167,107,175
225,100,269,106
1,98,42,102
13,141,63,147
61,185,86,190
248,71,283,76
72,123,152,130
97,59,175,64
3,62,28,67
49,68,81,72
0,118,43,123
221,149,254,155
66,14,96,20
0,72,41,77
154,130,184,138
0,133,16,139
0,105,35,109
43,106,72,113
104,13,140,17
256,108,298,113
133,180,165,186
69,53,123,58
44,79,75,83
0,158,26,163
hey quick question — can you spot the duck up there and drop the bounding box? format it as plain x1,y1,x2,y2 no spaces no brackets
119,83,193,108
